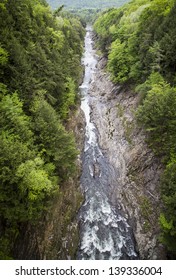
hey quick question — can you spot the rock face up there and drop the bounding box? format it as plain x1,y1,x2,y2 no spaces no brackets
89,56,166,259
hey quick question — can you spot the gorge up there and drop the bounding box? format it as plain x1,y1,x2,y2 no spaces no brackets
1,0,175,260
77,26,138,260
76,26,165,260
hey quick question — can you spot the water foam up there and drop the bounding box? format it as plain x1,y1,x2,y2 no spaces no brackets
77,26,138,260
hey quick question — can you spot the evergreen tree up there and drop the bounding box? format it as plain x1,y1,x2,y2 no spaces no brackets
0,0,84,259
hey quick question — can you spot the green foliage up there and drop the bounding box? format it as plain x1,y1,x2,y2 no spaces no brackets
94,0,150,81
134,0,175,82
0,46,8,66
94,0,176,84
108,39,132,83
136,74,176,157
16,158,57,221
161,156,176,198
159,157,176,254
31,95,78,177
0,0,84,111
94,8,124,52
0,0,84,259
135,72,164,100
0,131,33,181
59,77,76,119
69,8,100,25
47,1,130,25
0,92,33,142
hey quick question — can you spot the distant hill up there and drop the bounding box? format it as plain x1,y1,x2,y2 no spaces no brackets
46,0,129,10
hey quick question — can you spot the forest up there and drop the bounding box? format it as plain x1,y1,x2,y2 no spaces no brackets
46,0,129,10
0,0,84,259
46,0,130,24
94,0,176,257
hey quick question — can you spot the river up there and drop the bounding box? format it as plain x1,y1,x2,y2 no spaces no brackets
77,26,138,260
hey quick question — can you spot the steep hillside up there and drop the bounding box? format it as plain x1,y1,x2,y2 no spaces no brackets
0,0,85,259
94,0,176,258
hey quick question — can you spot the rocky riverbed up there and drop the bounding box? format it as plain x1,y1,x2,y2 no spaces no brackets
88,55,166,259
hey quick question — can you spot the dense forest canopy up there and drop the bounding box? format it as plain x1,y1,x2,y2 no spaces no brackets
46,0,129,10
46,0,130,23
0,0,84,259
94,0,176,257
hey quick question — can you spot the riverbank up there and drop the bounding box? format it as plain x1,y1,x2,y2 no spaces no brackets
89,54,166,259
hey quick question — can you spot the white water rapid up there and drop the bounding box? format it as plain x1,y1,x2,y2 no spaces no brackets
77,26,138,260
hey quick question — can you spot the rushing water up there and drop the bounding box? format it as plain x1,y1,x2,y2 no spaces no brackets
77,26,138,260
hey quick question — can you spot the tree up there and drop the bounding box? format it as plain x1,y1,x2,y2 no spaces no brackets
108,39,131,83
31,95,78,177
137,76,176,157
0,0,84,259
159,156,176,255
